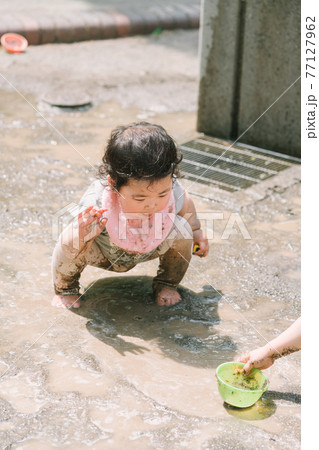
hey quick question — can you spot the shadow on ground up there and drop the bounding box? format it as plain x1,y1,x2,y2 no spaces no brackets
72,275,236,369
223,390,300,422
263,390,301,404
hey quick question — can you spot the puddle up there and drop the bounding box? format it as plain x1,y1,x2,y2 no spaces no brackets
47,354,114,396
0,87,300,448
0,374,46,414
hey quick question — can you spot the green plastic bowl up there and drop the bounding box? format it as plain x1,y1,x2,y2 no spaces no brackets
216,361,269,408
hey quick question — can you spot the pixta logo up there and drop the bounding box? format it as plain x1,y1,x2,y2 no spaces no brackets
51,202,80,241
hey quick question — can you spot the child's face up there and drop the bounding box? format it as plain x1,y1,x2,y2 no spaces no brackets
118,175,173,214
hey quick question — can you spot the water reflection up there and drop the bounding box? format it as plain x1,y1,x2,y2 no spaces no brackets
224,397,277,420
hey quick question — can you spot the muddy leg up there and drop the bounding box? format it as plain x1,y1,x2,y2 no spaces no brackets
153,218,192,306
51,241,85,308
52,228,113,308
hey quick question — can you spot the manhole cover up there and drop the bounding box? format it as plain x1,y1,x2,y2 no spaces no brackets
42,90,92,108
179,135,300,192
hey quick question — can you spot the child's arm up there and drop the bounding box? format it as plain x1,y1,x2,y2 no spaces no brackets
238,317,301,374
61,206,108,259
177,191,209,257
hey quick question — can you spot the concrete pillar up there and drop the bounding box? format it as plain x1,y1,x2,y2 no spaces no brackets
197,0,301,157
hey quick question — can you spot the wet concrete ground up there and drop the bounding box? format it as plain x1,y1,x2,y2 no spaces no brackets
0,31,300,448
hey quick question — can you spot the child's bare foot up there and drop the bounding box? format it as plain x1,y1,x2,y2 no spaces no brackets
155,286,182,306
51,294,80,309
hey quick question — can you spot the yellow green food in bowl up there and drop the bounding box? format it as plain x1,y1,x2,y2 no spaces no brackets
216,362,269,408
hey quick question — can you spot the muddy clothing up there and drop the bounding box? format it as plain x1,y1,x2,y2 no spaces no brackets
79,178,185,265
52,179,192,296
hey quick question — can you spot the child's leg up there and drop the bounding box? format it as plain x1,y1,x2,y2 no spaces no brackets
52,234,117,308
153,217,193,306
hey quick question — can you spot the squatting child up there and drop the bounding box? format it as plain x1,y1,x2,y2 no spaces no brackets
52,122,209,308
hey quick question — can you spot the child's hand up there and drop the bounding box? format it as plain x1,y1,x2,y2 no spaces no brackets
192,229,209,257
237,346,275,375
78,206,108,244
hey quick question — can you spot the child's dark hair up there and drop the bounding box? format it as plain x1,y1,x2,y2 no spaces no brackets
97,122,182,189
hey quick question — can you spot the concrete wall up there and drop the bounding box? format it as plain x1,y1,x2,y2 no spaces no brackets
197,0,301,157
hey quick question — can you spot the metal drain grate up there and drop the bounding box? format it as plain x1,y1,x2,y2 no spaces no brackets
179,135,300,192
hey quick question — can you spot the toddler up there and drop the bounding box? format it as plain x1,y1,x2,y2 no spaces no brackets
52,122,209,308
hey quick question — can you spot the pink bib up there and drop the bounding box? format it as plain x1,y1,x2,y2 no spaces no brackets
102,186,175,254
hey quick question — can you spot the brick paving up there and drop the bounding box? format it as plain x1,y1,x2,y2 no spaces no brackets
0,1,200,45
